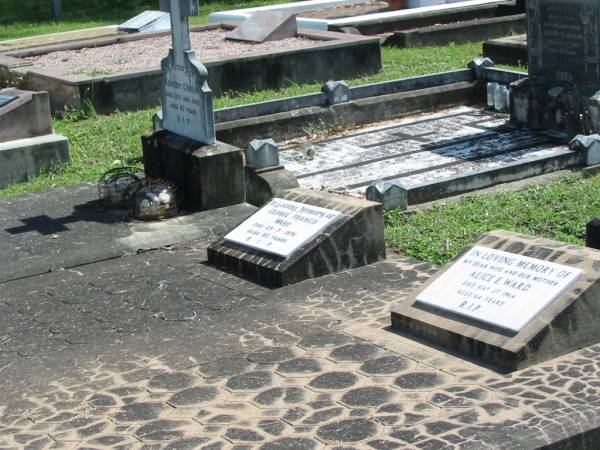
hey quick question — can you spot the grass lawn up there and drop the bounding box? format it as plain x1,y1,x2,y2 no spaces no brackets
385,174,600,266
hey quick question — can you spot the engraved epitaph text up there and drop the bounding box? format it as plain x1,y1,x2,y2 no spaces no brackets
416,246,583,333
224,199,342,258
528,0,600,85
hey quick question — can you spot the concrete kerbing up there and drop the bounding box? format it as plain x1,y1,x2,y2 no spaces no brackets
1,25,381,114
216,81,480,146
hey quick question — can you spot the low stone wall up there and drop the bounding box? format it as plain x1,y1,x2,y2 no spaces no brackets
0,25,381,115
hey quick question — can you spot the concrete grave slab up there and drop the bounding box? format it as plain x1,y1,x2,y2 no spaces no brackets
4,189,600,447
227,11,298,43
118,10,171,33
279,107,575,205
392,230,600,370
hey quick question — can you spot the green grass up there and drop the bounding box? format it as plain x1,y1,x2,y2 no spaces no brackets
385,175,600,266
0,0,293,40
0,41,489,199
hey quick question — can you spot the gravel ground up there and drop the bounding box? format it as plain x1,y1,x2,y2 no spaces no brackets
23,29,319,76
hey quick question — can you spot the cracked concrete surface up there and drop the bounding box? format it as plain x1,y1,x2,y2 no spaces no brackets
1,187,600,449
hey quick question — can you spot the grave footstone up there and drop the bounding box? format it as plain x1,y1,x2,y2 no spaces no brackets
226,11,298,44
208,189,386,287
142,0,245,211
391,230,600,370
510,0,600,136
244,139,299,208
0,89,70,189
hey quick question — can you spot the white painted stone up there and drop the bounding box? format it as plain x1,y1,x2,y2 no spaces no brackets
118,11,171,33
416,246,583,333
160,0,215,145
224,198,342,258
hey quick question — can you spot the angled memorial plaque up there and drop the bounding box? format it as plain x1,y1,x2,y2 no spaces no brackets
415,246,583,334
392,231,600,371
208,189,386,287
224,198,342,259
159,0,215,144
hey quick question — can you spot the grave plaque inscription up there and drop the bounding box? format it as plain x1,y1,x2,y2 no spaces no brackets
528,0,600,85
225,198,342,258
416,246,583,333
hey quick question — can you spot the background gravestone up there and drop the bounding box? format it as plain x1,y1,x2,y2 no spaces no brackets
392,230,600,371
208,188,386,287
510,0,600,136
0,89,70,189
227,11,298,44
142,0,244,211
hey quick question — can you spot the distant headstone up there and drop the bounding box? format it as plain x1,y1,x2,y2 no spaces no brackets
118,11,171,33
208,189,386,287
392,230,600,370
510,0,600,135
159,0,215,145
527,0,600,86
0,88,70,189
227,11,298,44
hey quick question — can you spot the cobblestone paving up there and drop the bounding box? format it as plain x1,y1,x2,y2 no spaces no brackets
1,236,599,449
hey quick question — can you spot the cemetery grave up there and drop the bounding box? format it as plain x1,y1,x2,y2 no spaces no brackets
0,25,380,114
5,0,600,448
211,0,526,47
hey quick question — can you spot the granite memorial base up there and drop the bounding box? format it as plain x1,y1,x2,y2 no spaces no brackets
0,88,70,189
391,230,600,371
207,188,386,287
510,78,600,136
586,218,600,251
142,129,245,211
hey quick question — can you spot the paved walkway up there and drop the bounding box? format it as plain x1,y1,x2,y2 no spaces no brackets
1,189,600,449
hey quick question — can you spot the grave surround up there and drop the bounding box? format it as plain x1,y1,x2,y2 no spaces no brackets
392,230,600,370
208,188,386,287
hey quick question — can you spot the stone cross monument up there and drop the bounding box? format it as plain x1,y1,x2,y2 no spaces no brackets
159,0,215,145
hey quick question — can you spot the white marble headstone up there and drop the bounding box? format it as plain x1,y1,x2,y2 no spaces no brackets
159,0,215,145
224,198,342,258
416,246,583,333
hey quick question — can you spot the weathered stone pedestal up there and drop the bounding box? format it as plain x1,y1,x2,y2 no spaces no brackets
0,88,70,189
208,189,386,287
510,0,600,137
142,129,245,211
392,231,600,371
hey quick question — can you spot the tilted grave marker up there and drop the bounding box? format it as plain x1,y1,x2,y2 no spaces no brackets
392,230,600,370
